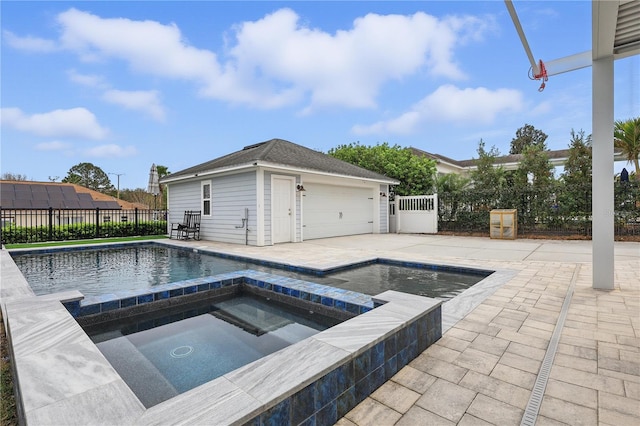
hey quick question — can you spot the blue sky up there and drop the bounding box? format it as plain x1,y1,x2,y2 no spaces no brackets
1,1,638,190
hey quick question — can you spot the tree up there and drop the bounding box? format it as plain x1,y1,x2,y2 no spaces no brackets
156,165,170,209
328,142,437,196
62,162,114,193
562,129,592,187
509,124,548,154
514,145,554,190
558,129,592,219
1,172,28,181
470,140,506,191
614,117,640,180
435,173,471,194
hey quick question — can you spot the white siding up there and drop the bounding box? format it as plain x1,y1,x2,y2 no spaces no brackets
166,181,201,232
379,184,389,233
166,172,257,244
264,171,301,245
208,172,257,244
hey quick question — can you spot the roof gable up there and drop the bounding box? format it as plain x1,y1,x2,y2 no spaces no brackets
165,139,398,183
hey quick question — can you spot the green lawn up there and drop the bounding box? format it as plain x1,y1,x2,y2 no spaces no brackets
4,235,168,249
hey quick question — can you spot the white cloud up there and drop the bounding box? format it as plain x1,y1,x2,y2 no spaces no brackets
67,69,109,89
35,141,72,151
12,7,494,111
102,89,165,121
83,144,137,158
3,30,58,52
0,107,108,139
353,85,524,135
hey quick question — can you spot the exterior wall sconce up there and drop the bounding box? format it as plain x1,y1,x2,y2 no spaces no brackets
380,192,387,197
296,184,306,192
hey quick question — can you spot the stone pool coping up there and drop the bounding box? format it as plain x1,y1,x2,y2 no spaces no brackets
2,280,440,424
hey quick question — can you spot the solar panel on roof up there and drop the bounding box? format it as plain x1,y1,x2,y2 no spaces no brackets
1,183,16,193
30,185,47,193
65,200,81,208
15,192,31,200
32,200,50,208
32,192,49,200
46,185,63,193
49,192,64,201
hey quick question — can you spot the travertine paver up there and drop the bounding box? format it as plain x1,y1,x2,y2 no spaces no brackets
414,379,476,423
466,394,524,425
344,398,402,426
370,381,420,414
336,236,637,425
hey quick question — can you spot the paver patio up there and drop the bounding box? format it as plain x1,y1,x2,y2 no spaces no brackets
168,234,639,425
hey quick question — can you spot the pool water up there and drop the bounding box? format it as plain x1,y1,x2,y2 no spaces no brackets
12,243,489,300
84,293,340,408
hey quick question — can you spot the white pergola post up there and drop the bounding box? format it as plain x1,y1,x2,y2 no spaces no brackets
591,56,615,290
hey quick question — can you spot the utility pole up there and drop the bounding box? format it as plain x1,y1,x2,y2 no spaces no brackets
109,172,124,199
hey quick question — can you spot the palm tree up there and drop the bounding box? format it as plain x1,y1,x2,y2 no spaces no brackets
614,117,640,180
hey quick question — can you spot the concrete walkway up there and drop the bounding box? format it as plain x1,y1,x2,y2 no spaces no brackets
173,234,640,425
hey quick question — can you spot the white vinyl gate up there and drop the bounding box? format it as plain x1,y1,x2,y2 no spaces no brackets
389,194,438,234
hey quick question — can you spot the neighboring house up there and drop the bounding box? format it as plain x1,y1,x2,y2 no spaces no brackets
411,147,628,175
161,138,399,246
0,180,146,227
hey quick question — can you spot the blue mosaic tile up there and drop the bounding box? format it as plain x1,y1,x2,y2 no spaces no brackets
315,401,337,426
80,304,100,316
320,297,334,307
334,299,346,311
371,341,384,369
354,350,371,382
397,347,410,367
197,283,210,292
337,388,355,419
169,288,183,297
370,365,386,390
121,297,137,308
315,369,338,410
299,291,311,301
260,397,290,426
282,287,291,296
137,293,153,304
384,334,397,360
154,290,170,301
354,378,370,405
310,294,321,304
184,285,197,295
336,361,354,393
298,415,315,426
345,302,360,315
398,326,409,349
385,355,398,380
101,300,120,312
292,383,315,425
273,284,282,293
63,301,80,317
290,289,300,298
359,306,372,314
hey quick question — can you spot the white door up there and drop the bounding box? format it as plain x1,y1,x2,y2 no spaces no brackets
303,183,373,240
272,177,294,243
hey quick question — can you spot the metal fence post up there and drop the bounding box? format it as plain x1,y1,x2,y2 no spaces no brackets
134,208,139,234
48,207,53,241
95,208,100,238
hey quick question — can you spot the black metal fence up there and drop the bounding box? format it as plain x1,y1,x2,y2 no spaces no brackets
437,182,640,238
1,207,168,245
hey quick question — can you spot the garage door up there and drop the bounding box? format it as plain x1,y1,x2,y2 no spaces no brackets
302,183,374,240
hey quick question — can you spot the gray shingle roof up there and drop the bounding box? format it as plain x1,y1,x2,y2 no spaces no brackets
165,139,398,183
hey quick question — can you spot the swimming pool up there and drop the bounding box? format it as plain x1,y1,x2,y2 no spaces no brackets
11,243,491,300
84,291,341,408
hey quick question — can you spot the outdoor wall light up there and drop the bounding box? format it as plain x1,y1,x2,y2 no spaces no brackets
296,184,306,192
380,192,387,197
